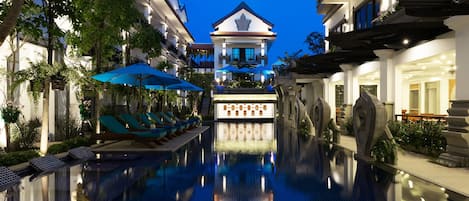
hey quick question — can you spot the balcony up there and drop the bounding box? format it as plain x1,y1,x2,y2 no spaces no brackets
224,54,268,66
167,44,179,55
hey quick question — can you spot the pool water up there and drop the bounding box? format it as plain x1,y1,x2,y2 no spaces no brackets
0,122,465,201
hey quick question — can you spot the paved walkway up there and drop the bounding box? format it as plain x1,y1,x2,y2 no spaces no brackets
93,126,209,152
338,135,469,197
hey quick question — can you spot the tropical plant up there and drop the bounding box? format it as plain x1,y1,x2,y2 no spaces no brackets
12,118,41,150
12,61,71,102
1,102,21,123
157,60,174,71
390,120,446,157
1,102,22,151
129,20,163,59
68,0,143,134
305,31,325,55
371,137,397,164
55,117,80,141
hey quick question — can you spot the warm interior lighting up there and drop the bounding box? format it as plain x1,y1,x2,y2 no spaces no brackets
223,176,227,193
261,176,266,192
408,180,414,189
403,39,410,45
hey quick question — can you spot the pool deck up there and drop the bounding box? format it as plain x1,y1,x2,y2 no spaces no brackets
93,126,209,153
338,135,469,198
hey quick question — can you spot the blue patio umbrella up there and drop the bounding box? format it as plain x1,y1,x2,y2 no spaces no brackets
250,65,271,73
146,80,203,92
92,63,179,86
216,65,240,73
92,63,180,111
238,67,251,73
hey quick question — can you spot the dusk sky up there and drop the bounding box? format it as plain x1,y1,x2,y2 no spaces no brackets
180,0,324,64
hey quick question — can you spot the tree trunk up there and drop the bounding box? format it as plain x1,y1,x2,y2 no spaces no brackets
40,2,54,154
5,124,11,151
39,79,50,154
94,39,102,134
0,0,25,46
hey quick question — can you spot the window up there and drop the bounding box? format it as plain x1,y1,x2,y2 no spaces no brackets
425,81,439,114
354,0,380,30
231,48,255,62
232,48,240,61
360,85,377,97
409,84,420,114
335,85,344,107
245,48,255,61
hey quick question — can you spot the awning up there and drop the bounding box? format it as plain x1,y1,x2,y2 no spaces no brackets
327,22,451,50
292,50,377,75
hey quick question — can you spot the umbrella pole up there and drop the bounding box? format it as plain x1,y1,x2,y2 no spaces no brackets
163,86,167,112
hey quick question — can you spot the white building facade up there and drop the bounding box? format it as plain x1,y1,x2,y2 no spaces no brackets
134,0,194,77
210,2,276,82
0,0,194,149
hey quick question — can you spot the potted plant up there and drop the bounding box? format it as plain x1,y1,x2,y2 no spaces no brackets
1,102,22,151
51,74,66,90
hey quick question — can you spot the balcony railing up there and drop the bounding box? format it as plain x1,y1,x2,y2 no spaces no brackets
167,44,178,55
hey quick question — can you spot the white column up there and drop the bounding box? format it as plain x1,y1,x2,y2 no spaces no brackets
340,64,358,105
374,49,395,102
222,41,227,66
375,49,396,120
324,78,337,120
394,67,403,115
435,16,469,167
446,16,469,100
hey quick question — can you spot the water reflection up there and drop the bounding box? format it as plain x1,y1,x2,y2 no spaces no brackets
0,121,466,201
214,122,276,154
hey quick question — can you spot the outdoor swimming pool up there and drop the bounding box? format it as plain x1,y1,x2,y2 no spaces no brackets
0,122,466,201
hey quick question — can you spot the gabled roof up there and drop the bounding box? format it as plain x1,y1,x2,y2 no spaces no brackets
212,2,274,28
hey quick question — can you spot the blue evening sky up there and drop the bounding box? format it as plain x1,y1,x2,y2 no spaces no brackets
180,0,324,64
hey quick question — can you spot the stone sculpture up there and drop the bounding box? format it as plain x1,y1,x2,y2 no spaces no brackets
312,97,331,140
353,92,387,161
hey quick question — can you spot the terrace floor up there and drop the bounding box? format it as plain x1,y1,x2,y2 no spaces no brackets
92,126,209,153
338,135,469,198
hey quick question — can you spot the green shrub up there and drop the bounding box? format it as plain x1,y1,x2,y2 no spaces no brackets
47,143,70,155
391,121,446,157
12,118,41,150
47,136,93,155
298,119,310,137
63,136,93,148
387,120,402,137
0,150,40,166
371,138,397,164
55,117,80,141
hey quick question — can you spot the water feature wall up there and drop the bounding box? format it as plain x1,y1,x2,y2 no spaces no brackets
213,93,277,120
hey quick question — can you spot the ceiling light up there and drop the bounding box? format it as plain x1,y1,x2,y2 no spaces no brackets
421,66,426,70
403,39,410,45
446,60,452,65
440,55,447,60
